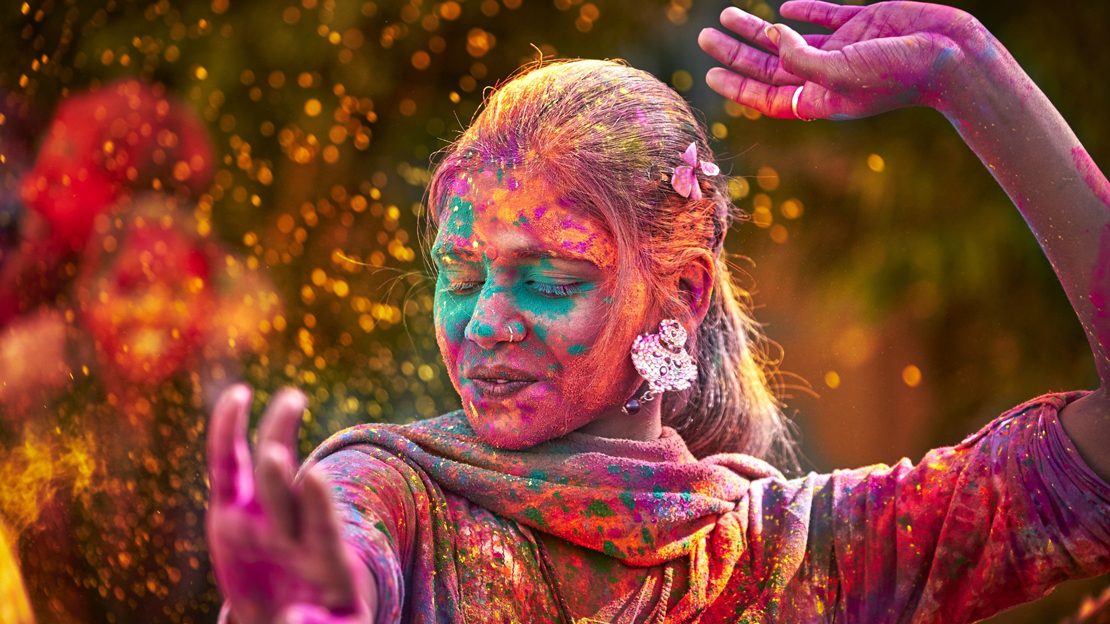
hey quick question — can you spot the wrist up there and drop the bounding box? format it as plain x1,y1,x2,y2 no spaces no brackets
927,18,1016,117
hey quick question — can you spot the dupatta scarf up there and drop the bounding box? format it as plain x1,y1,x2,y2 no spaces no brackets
303,411,784,623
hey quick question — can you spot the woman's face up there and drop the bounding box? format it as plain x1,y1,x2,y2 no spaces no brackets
432,168,647,448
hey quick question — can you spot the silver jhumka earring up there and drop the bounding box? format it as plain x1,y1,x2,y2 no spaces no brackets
622,319,698,415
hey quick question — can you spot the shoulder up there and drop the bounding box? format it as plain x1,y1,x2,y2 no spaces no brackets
305,410,472,464
1057,387,1110,484
956,389,1093,450
405,409,472,435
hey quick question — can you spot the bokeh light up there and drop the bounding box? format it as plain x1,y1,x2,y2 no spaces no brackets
902,364,922,387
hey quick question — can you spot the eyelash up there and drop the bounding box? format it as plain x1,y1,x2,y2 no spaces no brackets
443,279,584,298
446,280,482,295
530,281,583,297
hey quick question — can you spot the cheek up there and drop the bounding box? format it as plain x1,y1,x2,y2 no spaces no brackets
535,296,621,381
555,292,643,403
521,317,583,376
532,287,612,357
433,290,472,370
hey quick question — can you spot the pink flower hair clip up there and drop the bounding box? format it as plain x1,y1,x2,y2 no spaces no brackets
671,142,720,201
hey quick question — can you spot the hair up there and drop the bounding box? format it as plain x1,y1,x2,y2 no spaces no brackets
426,59,799,470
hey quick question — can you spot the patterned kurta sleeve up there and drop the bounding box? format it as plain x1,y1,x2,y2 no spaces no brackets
309,445,419,624
724,391,1110,623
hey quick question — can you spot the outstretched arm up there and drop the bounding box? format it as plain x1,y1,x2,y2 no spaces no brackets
722,392,1110,623
206,386,378,623
699,0,1110,480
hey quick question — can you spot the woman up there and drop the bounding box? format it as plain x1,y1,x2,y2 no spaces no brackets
206,1,1110,622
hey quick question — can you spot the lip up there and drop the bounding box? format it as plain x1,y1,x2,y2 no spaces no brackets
464,364,542,398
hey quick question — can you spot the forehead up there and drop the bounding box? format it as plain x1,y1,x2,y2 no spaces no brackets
433,168,617,268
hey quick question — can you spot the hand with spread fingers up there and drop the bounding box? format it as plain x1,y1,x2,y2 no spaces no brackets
206,385,377,624
698,0,988,120
700,1,1110,485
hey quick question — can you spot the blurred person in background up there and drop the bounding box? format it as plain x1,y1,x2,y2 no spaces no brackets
1,79,281,622
0,79,215,413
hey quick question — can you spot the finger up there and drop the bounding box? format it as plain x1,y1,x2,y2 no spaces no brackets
780,0,865,29
299,468,346,550
698,28,803,86
803,33,830,48
275,603,368,624
705,16,829,56
767,23,847,87
718,7,778,52
208,384,255,505
256,442,299,539
257,387,308,462
300,470,364,612
274,604,325,624
299,471,352,587
792,81,836,121
705,68,801,119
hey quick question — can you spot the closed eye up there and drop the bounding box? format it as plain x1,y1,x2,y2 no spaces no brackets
529,281,585,298
444,279,483,295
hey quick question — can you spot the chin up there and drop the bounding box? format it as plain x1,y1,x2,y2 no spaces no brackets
463,405,570,450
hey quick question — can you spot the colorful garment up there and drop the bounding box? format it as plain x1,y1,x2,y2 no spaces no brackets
304,391,1110,623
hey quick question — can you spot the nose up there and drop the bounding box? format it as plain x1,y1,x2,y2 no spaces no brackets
464,284,525,349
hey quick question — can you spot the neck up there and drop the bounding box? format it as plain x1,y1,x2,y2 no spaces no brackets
574,391,663,441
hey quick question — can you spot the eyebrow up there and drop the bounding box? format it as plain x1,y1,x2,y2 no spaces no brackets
433,246,598,267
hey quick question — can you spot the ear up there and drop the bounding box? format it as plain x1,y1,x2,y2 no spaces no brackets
677,251,715,326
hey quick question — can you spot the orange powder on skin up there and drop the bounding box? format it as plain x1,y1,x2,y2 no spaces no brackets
433,170,648,448
470,171,617,271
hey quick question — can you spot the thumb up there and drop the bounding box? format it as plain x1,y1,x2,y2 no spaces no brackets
275,603,372,624
274,604,332,624
765,23,832,83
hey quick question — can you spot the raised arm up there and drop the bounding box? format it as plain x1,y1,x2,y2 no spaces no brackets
698,0,1110,479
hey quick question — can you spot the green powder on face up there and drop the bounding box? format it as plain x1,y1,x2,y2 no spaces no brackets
443,194,475,239
531,323,548,341
567,344,587,355
512,282,577,318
